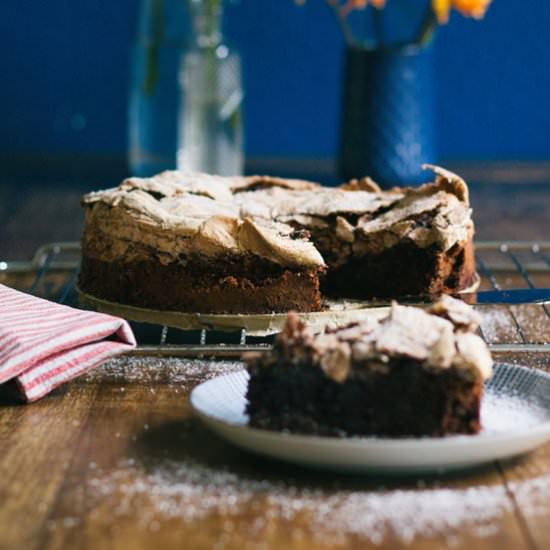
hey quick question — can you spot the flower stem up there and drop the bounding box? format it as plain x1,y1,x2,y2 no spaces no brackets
416,2,437,46
329,2,359,48
373,6,384,48
143,0,165,96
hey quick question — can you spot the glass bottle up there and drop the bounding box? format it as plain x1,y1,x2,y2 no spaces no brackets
128,0,191,177
128,0,243,176
177,0,244,176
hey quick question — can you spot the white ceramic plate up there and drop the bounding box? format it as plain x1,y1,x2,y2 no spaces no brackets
191,363,550,474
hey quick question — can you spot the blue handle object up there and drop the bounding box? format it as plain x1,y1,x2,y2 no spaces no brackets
474,289,550,304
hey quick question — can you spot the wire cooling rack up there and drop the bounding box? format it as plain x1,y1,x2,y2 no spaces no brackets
2,241,550,356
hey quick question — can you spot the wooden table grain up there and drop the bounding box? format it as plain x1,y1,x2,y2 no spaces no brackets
1,175,550,549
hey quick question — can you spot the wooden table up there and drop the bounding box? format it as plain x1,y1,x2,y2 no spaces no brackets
1,175,550,549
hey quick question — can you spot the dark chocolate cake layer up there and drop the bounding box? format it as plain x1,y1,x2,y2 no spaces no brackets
246,361,483,437
322,240,477,299
244,297,493,438
79,256,322,314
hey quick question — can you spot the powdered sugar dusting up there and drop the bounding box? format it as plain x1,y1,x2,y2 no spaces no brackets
512,474,550,518
73,356,550,546
481,390,550,434
82,356,244,387
479,307,523,344
82,455,550,547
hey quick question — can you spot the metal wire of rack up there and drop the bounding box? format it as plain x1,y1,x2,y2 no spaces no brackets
2,241,550,357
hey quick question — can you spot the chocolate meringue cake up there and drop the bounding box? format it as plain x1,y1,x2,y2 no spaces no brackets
245,296,493,437
78,165,477,314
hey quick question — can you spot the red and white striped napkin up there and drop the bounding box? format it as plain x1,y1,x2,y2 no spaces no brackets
0,284,136,402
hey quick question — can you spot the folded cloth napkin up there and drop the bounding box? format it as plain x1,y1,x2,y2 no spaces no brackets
0,284,136,402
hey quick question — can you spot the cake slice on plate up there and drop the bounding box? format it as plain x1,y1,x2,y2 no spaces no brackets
244,296,493,437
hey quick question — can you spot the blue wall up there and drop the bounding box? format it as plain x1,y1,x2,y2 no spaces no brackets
1,0,549,161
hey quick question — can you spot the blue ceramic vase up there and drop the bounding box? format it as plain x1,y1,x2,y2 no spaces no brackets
338,44,436,187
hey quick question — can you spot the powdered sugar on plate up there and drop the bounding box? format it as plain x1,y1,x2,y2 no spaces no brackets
481,390,550,434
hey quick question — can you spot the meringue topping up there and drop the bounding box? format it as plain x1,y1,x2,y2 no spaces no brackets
82,166,472,270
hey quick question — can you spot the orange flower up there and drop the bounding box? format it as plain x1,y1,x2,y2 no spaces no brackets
432,0,451,23
433,0,492,24
453,0,492,18
299,0,490,27
339,0,386,8
326,0,386,16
